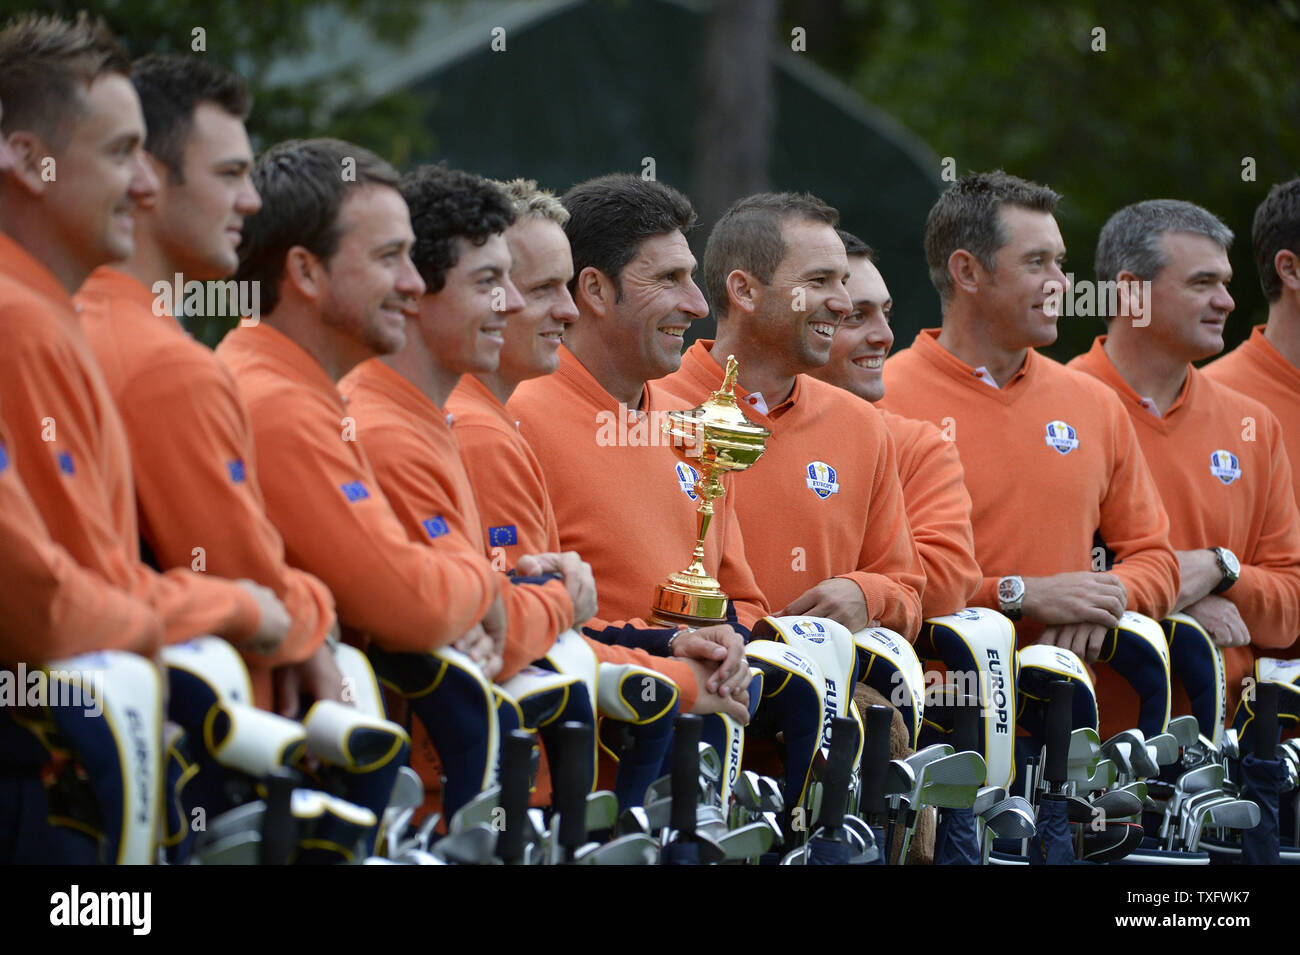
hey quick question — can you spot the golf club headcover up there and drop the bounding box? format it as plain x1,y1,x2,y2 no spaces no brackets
1016,645,1099,741
1248,658,1300,733
162,636,255,728
1095,611,1171,737
204,701,307,776
1163,613,1227,747
540,628,598,703
596,663,678,809
699,668,763,809
1233,669,1299,753
301,699,411,855
853,627,926,748
367,645,500,818
288,789,378,864
36,651,163,864
503,666,594,733
333,643,388,719
744,639,826,809
753,616,859,754
160,724,200,862
916,608,1017,789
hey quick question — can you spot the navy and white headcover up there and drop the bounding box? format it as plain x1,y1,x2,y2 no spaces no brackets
37,651,163,864
367,644,500,818
753,616,862,765
917,608,1018,789
700,669,763,809
744,639,827,808
1163,613,1227,746
1016,644,1099,737
1232,657,1300,737
853,627,926,748
1096,611,1171,737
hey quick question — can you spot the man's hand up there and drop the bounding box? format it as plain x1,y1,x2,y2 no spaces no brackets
1174,549,1222,614
680,659,751,724
779,578,871,633
1183,594,1250,648
237,580,291,656
516,551,598,626
273,644,350,719
479,594,507,654
1021,572,1127,627
670,624,747,697
1036,622,1111,663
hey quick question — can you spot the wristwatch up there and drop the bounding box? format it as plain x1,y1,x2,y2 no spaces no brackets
1209,547,1240,594
997,575,1025,621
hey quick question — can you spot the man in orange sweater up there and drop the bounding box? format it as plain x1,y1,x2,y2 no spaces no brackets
75,54,337,715
448,178,750,716
1206,179,1300,512
340,165,589,684
1070,200,1300,719
0,14,288,656
879,172,1179,664
508,174,765,704
216,139,505,669
808,230,982,619
662,195,925,638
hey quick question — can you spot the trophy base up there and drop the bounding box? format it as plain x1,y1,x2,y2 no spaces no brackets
650,580,729,628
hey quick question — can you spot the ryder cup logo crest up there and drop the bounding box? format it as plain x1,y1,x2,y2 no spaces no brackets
790,619,827,644
1209,450,1242,486
675,462,700,501
805,461,840,499
1044,420,1079,455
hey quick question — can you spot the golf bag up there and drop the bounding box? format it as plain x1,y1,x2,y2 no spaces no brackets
3,652,163,864
916,608,1018,789
368,643,500,819
1163,613,1227,747
1232,657,1300,742
744,639,827,809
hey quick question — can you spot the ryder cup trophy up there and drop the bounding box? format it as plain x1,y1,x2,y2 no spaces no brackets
650,355,770,627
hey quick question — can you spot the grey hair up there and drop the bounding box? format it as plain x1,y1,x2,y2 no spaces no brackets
1095,199,1233,284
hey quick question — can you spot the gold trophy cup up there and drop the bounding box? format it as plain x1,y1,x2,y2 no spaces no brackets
650,355,770,627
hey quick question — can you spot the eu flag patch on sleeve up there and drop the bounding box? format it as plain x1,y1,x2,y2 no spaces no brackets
227,459,246,483
422,516,450,539
0,442,8,473
488,524,518,547
340,480,370,502
56,450,75,475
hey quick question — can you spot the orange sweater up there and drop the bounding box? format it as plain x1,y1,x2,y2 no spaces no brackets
448,373,702,709
215,322,497,652
0,412,164,663
339,359,573,681
661,341,924,638
77,268,336,709
880,409,983,618
0,233,261,646
1071,337,1300,705
508,346,770,631
1205,325,1300,507
879,329,1179,641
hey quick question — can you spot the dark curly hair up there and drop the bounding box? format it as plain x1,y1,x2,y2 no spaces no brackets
399,164,516,294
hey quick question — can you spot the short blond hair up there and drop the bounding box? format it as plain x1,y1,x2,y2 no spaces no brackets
491,177,569,226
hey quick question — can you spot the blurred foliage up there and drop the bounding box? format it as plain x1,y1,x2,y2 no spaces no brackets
2,0,433,155
785,0,1300,361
